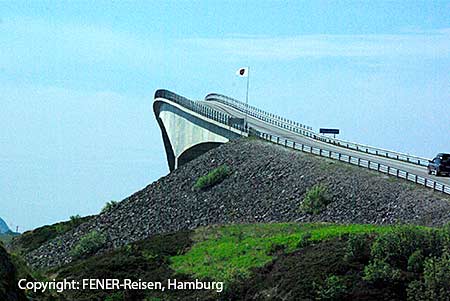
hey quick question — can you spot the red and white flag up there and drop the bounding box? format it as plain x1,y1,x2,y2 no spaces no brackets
236,67,249,77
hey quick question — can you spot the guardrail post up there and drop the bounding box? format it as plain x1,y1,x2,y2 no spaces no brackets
377,163,380,171
293,142,295,149
433,181,436,190
301,144,304,151
424,178,427,187
415,175,418,183
396,169,399,177
368,161,371,168
387,166,390,174
405,172,409,180
319,149,322,156
277,137,279,144
357,158,361,166
285,139,287,147
348,156,351,163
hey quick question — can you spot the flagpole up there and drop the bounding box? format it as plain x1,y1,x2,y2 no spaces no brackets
245,66,250,133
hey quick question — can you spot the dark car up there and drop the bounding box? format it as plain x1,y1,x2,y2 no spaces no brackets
427,153,450,176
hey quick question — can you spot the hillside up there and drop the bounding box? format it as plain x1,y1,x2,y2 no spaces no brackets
15,223,450,301
0,243,27,301
0,217,11,233
25,138,450,269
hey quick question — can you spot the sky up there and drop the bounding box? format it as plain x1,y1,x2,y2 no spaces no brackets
1,1,449,231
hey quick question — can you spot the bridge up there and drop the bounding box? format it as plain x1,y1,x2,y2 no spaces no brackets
153,89,450,195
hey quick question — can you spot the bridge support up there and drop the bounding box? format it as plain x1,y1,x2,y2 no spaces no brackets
153,93,242,171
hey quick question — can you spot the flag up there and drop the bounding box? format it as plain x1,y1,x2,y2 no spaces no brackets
236,67,249,77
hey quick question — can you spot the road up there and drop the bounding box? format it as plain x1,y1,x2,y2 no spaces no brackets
201,100,450,187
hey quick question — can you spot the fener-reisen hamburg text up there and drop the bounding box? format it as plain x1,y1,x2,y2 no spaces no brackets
18,278,224,293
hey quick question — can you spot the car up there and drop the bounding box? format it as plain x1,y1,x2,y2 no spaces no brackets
427,153,450,176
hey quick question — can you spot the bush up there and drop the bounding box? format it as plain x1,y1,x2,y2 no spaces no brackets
363,259,401,283
102,201,119,213
316,275,348,300
193,165,230,191
370,226,442,269
344,233,368,262
300,184,331,215
407,249,424,273
406,252,450,301
70,231,106,259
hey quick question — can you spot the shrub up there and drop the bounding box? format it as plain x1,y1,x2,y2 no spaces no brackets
344,233,368,262
300,184,331,215
70,231,106,259
316,275,348,300
406,252,450,301
193,165,230,191
363,259,401,283
102,200,119,213
370,226,441,269
407,249,424,273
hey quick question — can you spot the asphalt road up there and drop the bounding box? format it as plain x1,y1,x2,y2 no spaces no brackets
201,100,450,187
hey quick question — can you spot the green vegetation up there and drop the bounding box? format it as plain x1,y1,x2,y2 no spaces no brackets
300,184,332,214
13,222,450,300
315,275,348,300
102,200,119,213
70,230,106,259
193,165,230,190
0,244,27,301
0,231,19,245
170,223,392,283
8,215,91,255
363,258,402,283
51,231,197,301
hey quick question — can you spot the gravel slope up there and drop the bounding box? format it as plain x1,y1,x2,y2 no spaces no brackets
27,139,450,268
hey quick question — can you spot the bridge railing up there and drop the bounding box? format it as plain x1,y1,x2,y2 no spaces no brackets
155,89,248,133
205,93,430,166
258,132,450,196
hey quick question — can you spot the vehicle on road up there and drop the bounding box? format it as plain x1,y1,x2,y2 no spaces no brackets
428,153,450,176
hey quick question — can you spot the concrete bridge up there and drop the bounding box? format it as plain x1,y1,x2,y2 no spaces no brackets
153,90,245,171
153,89,450,195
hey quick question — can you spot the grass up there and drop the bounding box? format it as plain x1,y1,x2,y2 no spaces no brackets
170,223,397,283
193,165,230,190
31,222,444,300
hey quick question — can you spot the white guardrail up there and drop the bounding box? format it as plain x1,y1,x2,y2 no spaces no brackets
205,93,431,166
156,89,447,195
259,132,450,196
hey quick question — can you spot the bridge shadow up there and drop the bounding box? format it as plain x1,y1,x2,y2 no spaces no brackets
178,142,224,168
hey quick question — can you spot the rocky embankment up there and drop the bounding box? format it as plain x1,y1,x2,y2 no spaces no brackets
27,139,450,268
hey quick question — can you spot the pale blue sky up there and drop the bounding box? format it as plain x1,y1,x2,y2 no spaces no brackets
1,1,449,231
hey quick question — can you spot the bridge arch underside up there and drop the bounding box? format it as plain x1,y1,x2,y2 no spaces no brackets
178,142,223,167
154,100,241,171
